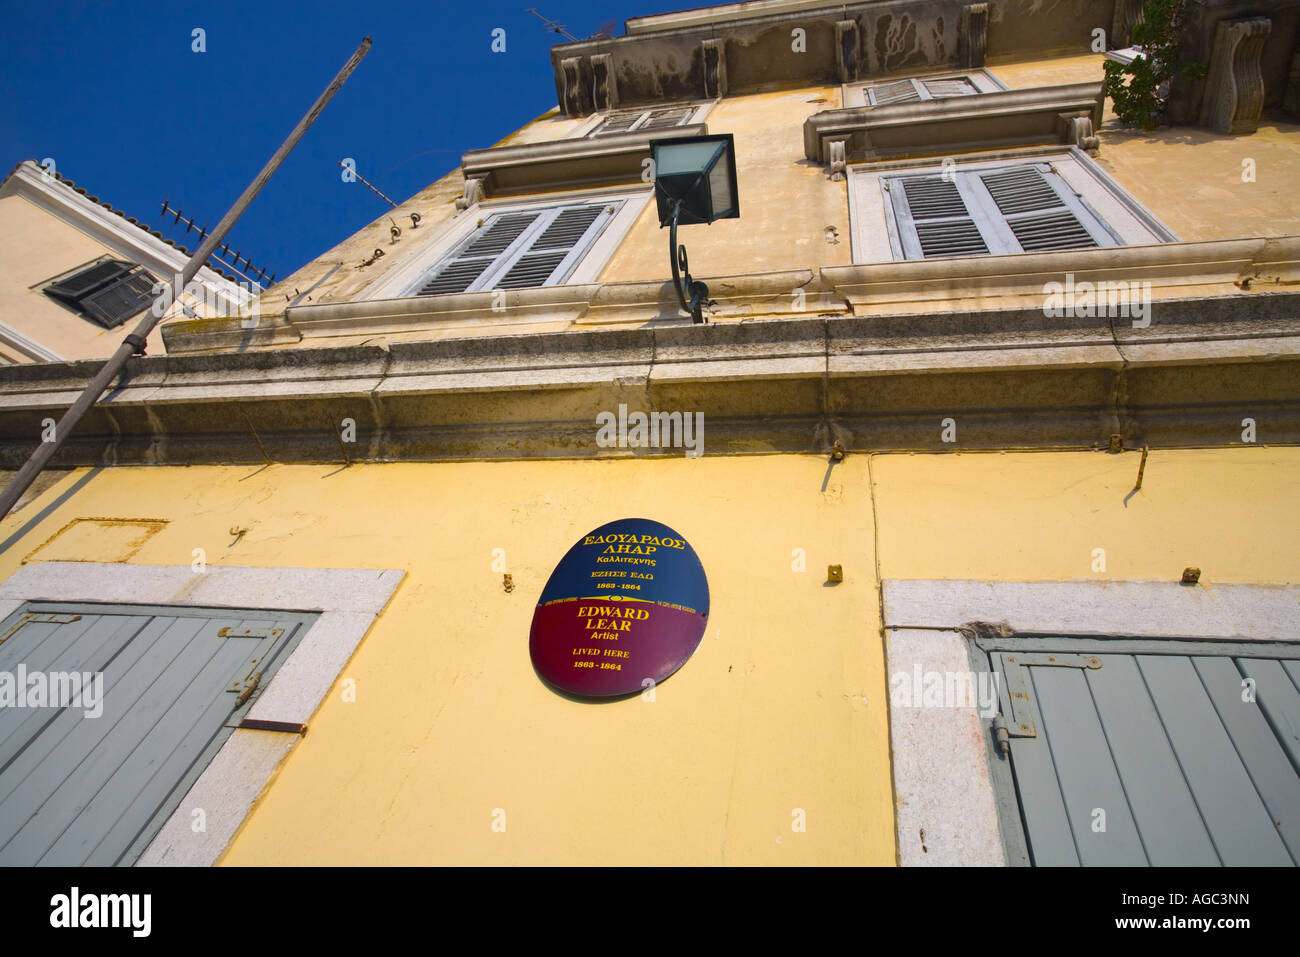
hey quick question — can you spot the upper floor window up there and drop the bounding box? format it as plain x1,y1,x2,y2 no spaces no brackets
43,258,158,328
589,107,695,136
406,200,623,296
845,69,1006,108
847,150,1177,263
884,163,1117,259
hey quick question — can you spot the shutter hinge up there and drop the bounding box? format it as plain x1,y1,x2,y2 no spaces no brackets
218,626,282,639
234,671,261,706
995,653,1102,745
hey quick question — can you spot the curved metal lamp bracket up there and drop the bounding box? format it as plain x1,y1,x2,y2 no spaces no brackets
668,201,711,324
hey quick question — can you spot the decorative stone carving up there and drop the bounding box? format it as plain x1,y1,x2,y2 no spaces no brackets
959,4,988,69
1110,0,1145,50
1198,17,1271,135
591,53,617,112
454,176,486,212
828,138,848,180
560,56,588,116
836,20,860,83
702,38,727,99
1061,113,1100,153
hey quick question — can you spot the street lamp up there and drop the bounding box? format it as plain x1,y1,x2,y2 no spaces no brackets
651,134,740,324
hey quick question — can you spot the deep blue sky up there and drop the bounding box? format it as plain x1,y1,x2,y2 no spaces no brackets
0,1,685,284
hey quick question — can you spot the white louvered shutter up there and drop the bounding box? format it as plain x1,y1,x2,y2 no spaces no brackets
867,79,923,105
591,112,642,135
885,164,1118,260
639,107,694,130
920,77,978,97
412,203,619,296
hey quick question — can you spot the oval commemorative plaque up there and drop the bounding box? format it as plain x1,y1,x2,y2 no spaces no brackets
530,518,709,697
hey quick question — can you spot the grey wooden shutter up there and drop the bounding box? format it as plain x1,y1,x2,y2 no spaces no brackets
0,603,314,866
412,202,619,296
885,163,1118,259
975,166,1111,252
993,648,1300,866
886,176,990,258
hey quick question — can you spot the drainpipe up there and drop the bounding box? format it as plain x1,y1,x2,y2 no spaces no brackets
0,37,372,520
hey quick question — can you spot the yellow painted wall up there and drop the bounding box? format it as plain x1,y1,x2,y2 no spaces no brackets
0,445,1295,864
599,86,852,283
0,456,887,866
991,53,1300,243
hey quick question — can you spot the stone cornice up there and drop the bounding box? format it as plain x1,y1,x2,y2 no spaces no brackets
804,83,1104,164
5,291,1299,467
823,235,1300,311
551,0,1117,113
460,123,708,198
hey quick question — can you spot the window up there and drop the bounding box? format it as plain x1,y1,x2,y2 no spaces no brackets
588,106,695,136
0,601,318,865
44,259,158,328
844,70,1005,108
865,76,979,105
407,200,623,296
882,162,1119,259
986,640,1300,866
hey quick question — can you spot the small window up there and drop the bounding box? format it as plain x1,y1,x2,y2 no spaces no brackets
883,163,1119,259
589,107,694,136
44,259,158,328
865,76,979,105
407,201,623,296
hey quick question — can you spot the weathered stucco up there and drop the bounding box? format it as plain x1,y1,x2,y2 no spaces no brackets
0,445,1294,863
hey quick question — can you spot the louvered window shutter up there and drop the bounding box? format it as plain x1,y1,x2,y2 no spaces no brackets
639,107,693,130
920,77,978,97
591,107,693,136
414,212,542,295
591,112,642,135
867,79,923,105
412,203,618,296
886,176,990,259
885,164,1118,260
975,166,1113,252
44,260,159,328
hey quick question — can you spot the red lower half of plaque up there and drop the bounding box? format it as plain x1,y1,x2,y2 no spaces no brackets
529,600,707,697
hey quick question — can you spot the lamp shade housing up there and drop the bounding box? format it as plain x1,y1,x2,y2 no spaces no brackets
652,134,740,227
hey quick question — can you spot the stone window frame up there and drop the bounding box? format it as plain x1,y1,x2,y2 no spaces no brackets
847,145,1178,264
360,184,654,302
0,561,404,866
880,578,1300,866
842,67,1007,108
569,99,718,138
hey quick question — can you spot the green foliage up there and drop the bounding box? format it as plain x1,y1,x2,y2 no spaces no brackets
1102,0,1207,129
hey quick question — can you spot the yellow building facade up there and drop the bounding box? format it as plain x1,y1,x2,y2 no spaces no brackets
0,0,1297,867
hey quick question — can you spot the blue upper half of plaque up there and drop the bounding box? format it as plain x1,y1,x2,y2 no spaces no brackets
537,518,710,616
